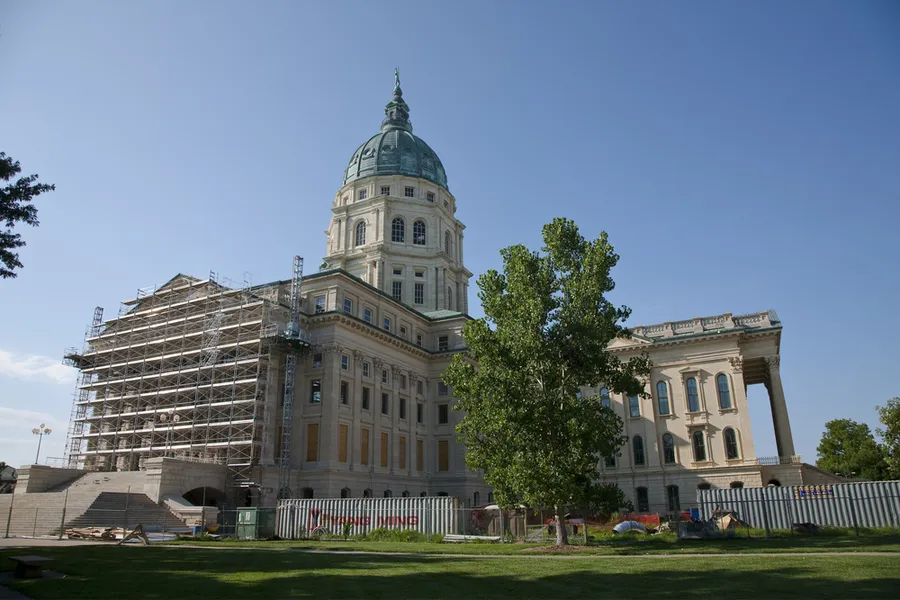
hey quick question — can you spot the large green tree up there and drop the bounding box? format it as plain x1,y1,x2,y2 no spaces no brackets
816,419,887,481
876,397,900,480
1,152,56,279
443,218,650,545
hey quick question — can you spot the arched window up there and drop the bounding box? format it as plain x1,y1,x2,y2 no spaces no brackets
391,217,405,243
447,287,453,310
383,489,393,498
628,395,640,418
437,491,448,497
716,373,732,409
355,221,366,246
599,387,611,408
692,430,707,462
474,491,480,506
666,485,680,512
724,427,740,460
363,488,372,498
419,491,427,497
444,230,452,255
340,487,351,498
656,381,670,415
488,492,494,503
697,482,711,490
767,479,781,487
686,377,700,412
662,433,676,464
632,435,645,466
401,490,410,498
301,487,314,499
730,481,744,489
413,220,426,245
635,487,650,512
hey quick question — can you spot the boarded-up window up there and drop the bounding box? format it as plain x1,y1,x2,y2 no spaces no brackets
381,432,389,467
306,424,318,462
438,440,449,472
416,439,423,471
361,428,370,465
338,424,348,463
399,436,406,470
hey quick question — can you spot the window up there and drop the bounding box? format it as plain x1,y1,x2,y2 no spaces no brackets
730,481,744,489
416,403,424,423
438,335,449,351
628,395,640,418
310,379,321,403
692,430,707,462
656,381,670,415
362,387,371,410
697,482,711,490
605,453,616,468
414,283,424,304
415,269,425,277
361,429,370,465
438,440,449,471
426,191,435,202
667,485,680,512
382,369,389,384
420,491,427,497
399,436,407,469
632,435,645,466
443,199,449,208
391,218,405,242
416,333,423,346
341,487,351,498
662,433,676,464
381,432,389,467
301,487,314,499
363,361,370,377
724,428,740,460
438,381,449,396
392,266,403,276
717,374,732,409
340,381,349,405
599,387,611,408
384,489,392,498
381,393,390,415
413,220,426,245
363,488,372,498
474,491,480,506
312,353,323,368
400,326,407,337
355,221,366,246
363,307,372,323
686,377,700,412
576,391,583,400
343,298,353,314
392,281,402,302
314,295,326,314
416,439,424,471
444,231,452,255
400,397,407,419
341,354,349,370
306,423,318,462
402,490,410,498
358,189,367,201
339,424,348,462
438,404,449,424
400,374,407,389
447,287,453,310
488,492,494,503
383,317,391,331
417,380,424,395
636,487,650,513
381,185,391,196
405,186,415,198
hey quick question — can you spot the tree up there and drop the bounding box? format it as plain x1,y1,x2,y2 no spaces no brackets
816,419,887,481
442,218,651,546
574,479,633,520
876,398,900,480
1,152,56,279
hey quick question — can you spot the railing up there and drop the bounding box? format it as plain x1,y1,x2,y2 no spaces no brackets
756,455,803,466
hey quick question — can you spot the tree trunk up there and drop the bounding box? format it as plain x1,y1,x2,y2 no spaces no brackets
554,506,569,546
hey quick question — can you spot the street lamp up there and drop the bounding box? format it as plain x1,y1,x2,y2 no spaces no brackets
32,424,52,464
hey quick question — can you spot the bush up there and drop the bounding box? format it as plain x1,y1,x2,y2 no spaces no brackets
362,528,427,542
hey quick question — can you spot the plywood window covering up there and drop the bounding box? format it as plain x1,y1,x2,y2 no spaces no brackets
416,439,424,471
438,440,449,472
399,436,407,470
306,423,319,462
361,428,370,465
381,432,389,467
339,424,348,463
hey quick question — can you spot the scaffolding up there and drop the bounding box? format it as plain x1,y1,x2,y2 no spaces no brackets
62,265,307,488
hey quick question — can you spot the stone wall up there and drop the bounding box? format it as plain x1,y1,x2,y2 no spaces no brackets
13,465,86,494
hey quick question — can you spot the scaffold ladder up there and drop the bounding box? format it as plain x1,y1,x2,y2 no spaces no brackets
278,256,304,499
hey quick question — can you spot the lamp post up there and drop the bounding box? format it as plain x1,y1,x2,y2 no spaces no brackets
32,424,52,464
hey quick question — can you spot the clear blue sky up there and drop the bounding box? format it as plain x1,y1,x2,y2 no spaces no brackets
1,0,898,470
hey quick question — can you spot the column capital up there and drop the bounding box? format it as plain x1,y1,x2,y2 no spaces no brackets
373,358,384,371
352,349,366,367
321,342,344,356
391,364,402,377
765,355,781,373
728,356,744,373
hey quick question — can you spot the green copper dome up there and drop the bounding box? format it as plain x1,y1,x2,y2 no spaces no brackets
343,70,449,191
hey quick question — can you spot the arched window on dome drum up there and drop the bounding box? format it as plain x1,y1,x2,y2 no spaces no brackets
716,374,732,409
391,217,405,243
657,381,670,415
724,427,740,460
692,430,707,462
662,433,676,464
355,221,366,247
632,435,645,466
447,287,453,310
444,231,452,256
413,220,426,245
686,377,700,412
599,387,611,408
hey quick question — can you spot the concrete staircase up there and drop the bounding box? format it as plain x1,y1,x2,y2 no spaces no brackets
66,492,190,532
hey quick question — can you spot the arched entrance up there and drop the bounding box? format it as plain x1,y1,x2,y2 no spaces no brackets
183,486,226,506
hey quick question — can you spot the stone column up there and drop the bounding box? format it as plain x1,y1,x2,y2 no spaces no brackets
408,373,418,477
728,356,756,461
322,344,344,472
765,356,796,459
438,267,446,310
351,350,364,471
373,358,384,471
391,365,402,474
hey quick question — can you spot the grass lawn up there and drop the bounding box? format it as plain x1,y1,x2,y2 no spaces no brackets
1,545,899,599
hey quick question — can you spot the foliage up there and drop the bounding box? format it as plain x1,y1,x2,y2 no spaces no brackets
0,152,56,279
442,218,651,545
816,419,888,481
876,398,900,480
574,479,633,519
359,528,427,543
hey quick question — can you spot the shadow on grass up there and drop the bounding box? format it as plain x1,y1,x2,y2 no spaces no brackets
1,546,898,599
